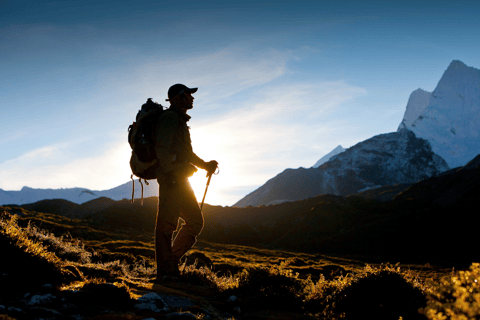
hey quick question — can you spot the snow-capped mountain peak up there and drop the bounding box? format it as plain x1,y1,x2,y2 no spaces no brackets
399,60,480,168
398,88,431,130
312,145,346,168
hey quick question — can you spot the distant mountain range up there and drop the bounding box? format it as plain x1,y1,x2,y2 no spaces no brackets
0,180,158,206
234,60,480,207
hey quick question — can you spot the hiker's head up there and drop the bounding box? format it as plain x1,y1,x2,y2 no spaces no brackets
166,84,197,113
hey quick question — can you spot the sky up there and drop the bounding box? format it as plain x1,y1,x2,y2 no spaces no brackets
1,0,480,206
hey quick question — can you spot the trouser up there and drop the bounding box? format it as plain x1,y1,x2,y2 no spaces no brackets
155,176,204,272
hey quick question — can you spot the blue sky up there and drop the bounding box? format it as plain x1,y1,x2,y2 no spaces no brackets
1,0,480,205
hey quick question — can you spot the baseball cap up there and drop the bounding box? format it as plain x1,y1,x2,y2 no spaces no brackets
166,84,198,101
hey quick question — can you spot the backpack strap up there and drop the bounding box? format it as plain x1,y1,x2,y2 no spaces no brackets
131,174,135,203
130,175,150,205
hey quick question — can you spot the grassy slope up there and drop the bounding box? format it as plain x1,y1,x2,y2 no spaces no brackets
3,209,480,320
1,157,478,318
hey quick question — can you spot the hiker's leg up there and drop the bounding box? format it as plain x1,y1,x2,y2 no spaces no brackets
155,180,180,273
171,178,204,262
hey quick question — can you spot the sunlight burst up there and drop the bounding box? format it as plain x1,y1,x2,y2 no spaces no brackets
189,171,210,205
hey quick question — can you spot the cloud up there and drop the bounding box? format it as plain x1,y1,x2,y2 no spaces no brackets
112,46,290,110
189,80,366,205
0,140,132,191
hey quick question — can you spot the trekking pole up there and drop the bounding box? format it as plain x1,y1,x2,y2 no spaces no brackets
200,173,212,211
200,166,219,211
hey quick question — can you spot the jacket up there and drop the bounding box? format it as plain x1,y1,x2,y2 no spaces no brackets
154,105,206,179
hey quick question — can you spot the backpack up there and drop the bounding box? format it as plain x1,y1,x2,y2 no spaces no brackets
128,98,165,203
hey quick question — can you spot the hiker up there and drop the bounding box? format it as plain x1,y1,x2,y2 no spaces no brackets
154,83,218,279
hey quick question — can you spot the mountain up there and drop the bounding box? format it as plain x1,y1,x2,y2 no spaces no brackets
234,129,449,207
312,145,345,168
0,179,158,206
398,88,432,129
203,154,480,262
235,60,479,207
4,60,478,208
398,60,480,168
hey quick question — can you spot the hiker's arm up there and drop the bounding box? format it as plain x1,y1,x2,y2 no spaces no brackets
154,112,178,174
190,152,207,169
190,152,218,175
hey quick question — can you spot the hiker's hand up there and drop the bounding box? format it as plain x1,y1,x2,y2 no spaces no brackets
165,171,178,189
205,160,218,176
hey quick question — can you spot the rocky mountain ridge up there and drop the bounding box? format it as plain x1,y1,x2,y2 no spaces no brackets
234,129,449,207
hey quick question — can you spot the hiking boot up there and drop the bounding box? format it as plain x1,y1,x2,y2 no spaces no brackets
154,261,181,283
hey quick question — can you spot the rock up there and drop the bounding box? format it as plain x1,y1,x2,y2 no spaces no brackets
227,295,237,302
159,294,195,308
166,311,197,319
135,292,169,313
28,293,56,306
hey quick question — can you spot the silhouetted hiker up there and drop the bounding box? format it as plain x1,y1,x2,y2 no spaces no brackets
154,84,218,281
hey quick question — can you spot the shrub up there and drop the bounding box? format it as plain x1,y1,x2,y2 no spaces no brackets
304,264,428,319
423,263,480,320
236,259,307,311
332,269,426,320
181,262,239,293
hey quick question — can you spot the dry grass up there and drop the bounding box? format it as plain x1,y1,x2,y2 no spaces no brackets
2,207,478,319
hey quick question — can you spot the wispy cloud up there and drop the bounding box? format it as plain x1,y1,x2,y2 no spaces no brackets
189,80,366,205
0,140,132,191
115,46,290,110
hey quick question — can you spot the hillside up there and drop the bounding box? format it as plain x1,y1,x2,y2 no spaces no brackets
3,193,480,319
9,154,480,268
210,154,480,264
2,154,480,318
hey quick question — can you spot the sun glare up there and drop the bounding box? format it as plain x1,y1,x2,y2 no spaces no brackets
189,171,210,204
